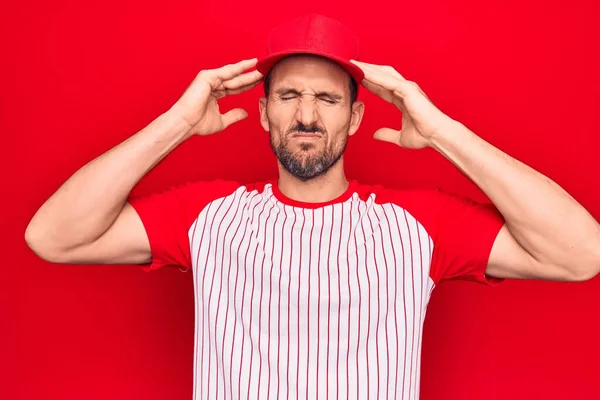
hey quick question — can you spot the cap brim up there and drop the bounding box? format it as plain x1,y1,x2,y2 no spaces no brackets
256,50,365,85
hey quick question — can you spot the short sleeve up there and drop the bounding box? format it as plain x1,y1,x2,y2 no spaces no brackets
428,189,506,285
127,179,241,272
379,186,505,286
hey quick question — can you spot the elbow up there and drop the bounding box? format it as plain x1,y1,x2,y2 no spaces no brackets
566,257,600,282
578,246,600,281
24,222,64,263
555,242,600,282
568,269,598,282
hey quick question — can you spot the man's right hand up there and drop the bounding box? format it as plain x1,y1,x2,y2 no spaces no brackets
25,58,263,266
170,58,264,137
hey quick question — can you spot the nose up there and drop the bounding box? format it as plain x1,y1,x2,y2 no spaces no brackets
295,97,320,128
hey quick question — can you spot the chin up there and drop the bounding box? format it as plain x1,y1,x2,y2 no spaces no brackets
295,142,320,152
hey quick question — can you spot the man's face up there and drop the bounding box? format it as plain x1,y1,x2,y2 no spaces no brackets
259,55,364,181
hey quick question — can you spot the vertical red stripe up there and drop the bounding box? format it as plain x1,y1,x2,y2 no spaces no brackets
256,203,276,398
401,209,416,398
190,215,200,400
244,237,260,396
345,200,354,399
276,205,287,398
360,207,372,398
306,208,315,400
235,195,263,400
334,204,343,400
286,207,296,400
194,201,214,400
245,198,270,396
206,193,238,399
296,209,306,400
276,206,287,400
316,209,324,400
390,207,407,400
228,193,257,399
413,219,425,399
382,207,397,400
366,209,381,399
414,226,428,399
218,192,247,397
354,201,363,397
214,192,244,396
196,199,226,400
379,208,391,399
266,207,281,399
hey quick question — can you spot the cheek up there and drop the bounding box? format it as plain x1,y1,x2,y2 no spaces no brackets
321,110,351,134
267,103,298,129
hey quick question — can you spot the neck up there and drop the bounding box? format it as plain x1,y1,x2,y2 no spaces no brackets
276,160,349,203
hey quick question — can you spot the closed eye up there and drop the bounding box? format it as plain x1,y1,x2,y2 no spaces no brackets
319,97,336,105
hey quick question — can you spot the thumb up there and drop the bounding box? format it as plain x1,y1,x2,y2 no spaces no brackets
373,127,401,145
221,108,248,130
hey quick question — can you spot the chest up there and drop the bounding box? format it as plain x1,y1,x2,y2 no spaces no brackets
190,196,434,310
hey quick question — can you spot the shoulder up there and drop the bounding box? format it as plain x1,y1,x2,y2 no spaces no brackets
353,181,448,214
128,178,272,223
352,180,502,241
150,178,270,202
351,181,469,238
353,181,446,207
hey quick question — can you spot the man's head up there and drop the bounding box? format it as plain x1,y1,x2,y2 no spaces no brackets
259,54,365,181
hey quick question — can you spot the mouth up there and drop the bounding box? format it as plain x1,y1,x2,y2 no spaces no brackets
291,133,322,139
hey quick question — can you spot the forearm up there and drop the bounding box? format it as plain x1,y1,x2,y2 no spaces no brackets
25,108,191,254
430,120,600,271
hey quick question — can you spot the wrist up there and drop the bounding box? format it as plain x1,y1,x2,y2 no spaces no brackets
144,109,194,149
163,105,194,140
427,118,464,151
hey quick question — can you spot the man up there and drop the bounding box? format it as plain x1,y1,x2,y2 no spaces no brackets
25,13,600,400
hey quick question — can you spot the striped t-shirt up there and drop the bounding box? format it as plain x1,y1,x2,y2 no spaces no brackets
129,179,504,400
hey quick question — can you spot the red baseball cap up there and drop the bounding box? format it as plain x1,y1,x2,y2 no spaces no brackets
256,14,365,84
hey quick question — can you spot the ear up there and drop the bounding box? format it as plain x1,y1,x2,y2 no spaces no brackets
258,97,270,132
348,101,365,136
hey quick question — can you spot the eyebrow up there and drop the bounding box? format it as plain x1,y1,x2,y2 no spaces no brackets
274,87,344,101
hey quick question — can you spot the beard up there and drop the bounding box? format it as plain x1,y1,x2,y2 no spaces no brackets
270,126,348,182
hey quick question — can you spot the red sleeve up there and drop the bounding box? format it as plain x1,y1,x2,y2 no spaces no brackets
379,186,505,285
428,189,505,285
127,179,242,272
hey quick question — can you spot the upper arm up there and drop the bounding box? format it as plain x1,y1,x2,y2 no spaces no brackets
29,179,243,269
486,224,575,281
42,202,152,265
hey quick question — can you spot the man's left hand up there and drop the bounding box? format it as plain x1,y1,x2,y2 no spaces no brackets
350,60,455,149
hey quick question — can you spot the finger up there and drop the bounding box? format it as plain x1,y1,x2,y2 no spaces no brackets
350,60,406,80
360,76,410,114
220,108,248,129
219,69,264,91
214,80,262,99
362,68,412,98
361,79,395,103
352,60,408,92
214,58,258,81
373,127,401,145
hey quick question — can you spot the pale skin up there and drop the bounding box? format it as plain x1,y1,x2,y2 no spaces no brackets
24,56,600,282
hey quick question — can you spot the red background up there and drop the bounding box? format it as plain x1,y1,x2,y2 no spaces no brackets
2,0,600,399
